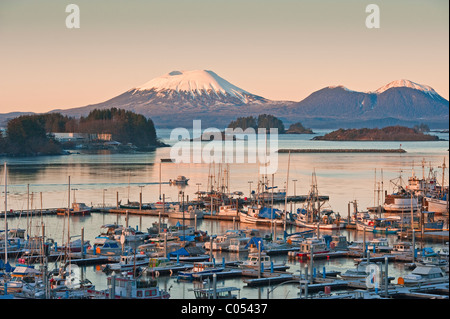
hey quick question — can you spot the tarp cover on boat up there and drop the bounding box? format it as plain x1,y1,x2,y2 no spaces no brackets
168,246,206,257
244,237,264,250
258,207,280,219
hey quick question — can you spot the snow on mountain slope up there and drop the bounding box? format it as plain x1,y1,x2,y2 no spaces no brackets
133,70,266,104
374,79,438,95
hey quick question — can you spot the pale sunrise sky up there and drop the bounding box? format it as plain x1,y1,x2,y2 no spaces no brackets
0,0,448,114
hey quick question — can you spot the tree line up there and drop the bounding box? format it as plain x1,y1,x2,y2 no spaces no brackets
0,108,160,156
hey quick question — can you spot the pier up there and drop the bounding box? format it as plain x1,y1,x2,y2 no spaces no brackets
278,148,407,153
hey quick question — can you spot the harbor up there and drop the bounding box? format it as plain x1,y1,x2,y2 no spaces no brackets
1,131,449,300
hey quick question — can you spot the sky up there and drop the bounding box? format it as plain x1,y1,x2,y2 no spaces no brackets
0,0,448,114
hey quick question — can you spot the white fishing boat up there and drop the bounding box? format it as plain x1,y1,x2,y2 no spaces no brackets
294,208,346,230
216,205,239,217
367,238,393,253
340,262,374,280
113,226,149,243
88,272,170,299
400,264,448,286
226,237,251,252
102,254,150,272
204,229,245,251
383,189,421,212
424,197,449,214
190,286,241,299
239,251,287,270
168,204,204,220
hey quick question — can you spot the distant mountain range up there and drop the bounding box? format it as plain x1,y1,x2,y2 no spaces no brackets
1,70,448,129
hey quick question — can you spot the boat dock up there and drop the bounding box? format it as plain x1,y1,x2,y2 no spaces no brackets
278,148,407,153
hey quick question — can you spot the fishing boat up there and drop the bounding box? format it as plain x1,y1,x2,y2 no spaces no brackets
239,206,285,227
144,257,193,276
190,286,241,299
367,238,393,253
226,237,251,252
120,200,153,210
293,172,346,230
339,262,375,280
419,211,445,231
102,254,150,272
356,217,401,234
400,264,448,286
56,202,92,216
167,246,210,262
383,188,421,212
169,175,189,185
112,226,149,243
177,262,225,281
239,251,287,271
424,196,449,214
167,204,204,220
86,237,126,256
205,204,240,218
204,229,246,251
57,238,90,253
88,272,170,299
294,208,346,230
295,237,330,259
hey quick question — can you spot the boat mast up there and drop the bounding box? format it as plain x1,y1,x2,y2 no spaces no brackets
3,162,8,265
283,151,290,232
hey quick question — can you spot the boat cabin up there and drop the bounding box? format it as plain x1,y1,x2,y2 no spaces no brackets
107,275,164,299
192,286,240,299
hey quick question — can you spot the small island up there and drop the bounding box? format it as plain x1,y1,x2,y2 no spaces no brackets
312,125,440,141
285,122,314,134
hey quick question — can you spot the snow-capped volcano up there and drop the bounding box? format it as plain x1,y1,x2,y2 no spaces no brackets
374,79,438,95
131,70,267,105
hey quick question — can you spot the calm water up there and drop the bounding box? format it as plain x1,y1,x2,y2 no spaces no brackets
1,129,449,299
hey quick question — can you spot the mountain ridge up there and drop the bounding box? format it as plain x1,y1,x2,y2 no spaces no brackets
1,71,448,129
